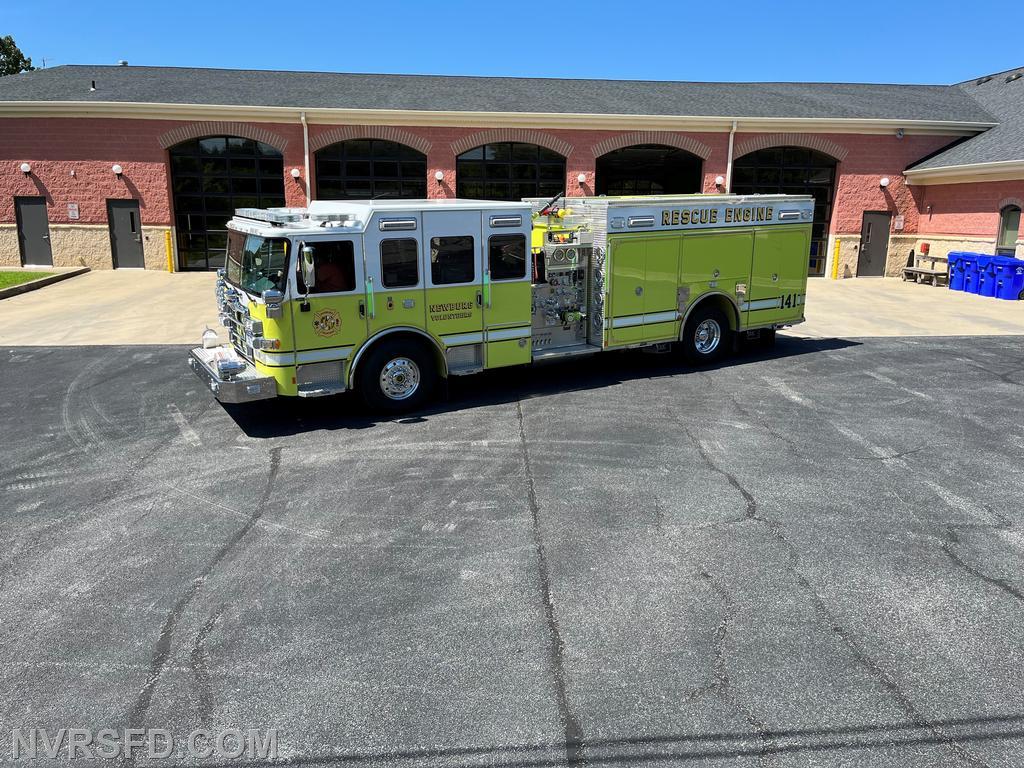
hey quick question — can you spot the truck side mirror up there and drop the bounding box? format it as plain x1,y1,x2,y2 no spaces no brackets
262,288,284,319
301,245,316,292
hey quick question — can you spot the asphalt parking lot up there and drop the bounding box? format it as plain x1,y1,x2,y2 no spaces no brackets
3,335,1024,766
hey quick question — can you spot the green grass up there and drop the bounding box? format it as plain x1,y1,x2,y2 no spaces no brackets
0,271,55,289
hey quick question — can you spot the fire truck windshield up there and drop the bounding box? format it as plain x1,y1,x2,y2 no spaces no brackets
225,230,289,295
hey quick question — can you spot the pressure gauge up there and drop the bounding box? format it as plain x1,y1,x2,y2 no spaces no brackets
552,248,565,262
565,248,578,264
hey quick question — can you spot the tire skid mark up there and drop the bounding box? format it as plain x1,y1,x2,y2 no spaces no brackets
189,611,223,729
515,400,585,765
124,447,282,742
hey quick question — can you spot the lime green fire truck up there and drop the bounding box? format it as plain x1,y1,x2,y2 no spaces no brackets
188,193,813,411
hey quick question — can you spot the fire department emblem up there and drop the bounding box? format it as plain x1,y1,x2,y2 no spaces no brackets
312,309,341,337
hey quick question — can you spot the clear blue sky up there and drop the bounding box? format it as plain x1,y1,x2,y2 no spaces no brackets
7,0,1022,84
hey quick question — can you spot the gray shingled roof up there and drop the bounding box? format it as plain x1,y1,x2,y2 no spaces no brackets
909,69,1024,170
0,65,998,123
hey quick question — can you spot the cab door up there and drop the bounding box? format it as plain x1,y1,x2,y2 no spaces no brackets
290,235,367,366
482,211,532,368
364,212,426,336
422,210,484,350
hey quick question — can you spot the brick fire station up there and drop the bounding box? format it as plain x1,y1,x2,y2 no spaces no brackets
0,64,1021,278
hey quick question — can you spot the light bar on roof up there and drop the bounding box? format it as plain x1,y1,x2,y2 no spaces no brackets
235,208,305,224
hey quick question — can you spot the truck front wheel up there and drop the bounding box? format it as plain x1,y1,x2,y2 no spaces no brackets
357,340,437,413
681,305,731,365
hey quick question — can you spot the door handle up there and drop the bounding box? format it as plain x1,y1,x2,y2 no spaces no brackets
635,286,643,296
358,301,365,318
41,235,49,240
476,290,483,307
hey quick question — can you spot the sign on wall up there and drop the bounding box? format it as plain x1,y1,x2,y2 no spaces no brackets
893,215,905,231
67,203,80,220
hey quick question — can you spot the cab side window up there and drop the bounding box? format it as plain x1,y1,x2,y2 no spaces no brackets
488,234,526,281
380,239,419,288
430,236,475,284
299,240,356,294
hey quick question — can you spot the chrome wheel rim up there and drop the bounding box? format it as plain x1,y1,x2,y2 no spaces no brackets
379,357,421,400
694,319,722,354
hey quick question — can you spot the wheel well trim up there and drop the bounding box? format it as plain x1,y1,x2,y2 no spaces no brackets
680,291,742,338
348,327,447,388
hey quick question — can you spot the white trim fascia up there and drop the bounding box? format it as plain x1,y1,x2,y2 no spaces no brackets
0,100,996,135
904,159,1024,185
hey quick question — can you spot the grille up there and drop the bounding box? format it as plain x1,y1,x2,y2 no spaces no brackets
218,285,254,363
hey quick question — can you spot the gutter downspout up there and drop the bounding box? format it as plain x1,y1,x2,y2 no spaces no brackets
300,111,311,202
725,120,737,193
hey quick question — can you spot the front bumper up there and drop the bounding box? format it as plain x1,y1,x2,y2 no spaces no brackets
188,346,277,404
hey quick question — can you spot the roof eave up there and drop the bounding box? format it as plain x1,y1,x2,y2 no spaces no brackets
904,159,1024,185
0,100,998,136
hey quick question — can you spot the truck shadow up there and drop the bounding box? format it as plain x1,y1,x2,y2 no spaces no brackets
223,335,861,438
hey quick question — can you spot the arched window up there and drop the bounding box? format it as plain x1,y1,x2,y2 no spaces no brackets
594,144,702,196
170,136,284,271
315,139,427,200
457,143,565,201
997,205,1021,255
732,147,838,276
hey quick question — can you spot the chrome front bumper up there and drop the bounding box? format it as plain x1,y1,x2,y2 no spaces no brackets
188,346,277,404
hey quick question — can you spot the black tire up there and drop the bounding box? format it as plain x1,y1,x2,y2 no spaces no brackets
681,305,732,365
356,339,437,413
758,328,777,347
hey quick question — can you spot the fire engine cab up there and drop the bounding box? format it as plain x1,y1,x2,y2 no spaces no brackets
188,193,813,411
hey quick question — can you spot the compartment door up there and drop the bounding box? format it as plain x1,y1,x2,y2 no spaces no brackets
641,236,681,341
608,237,646,345
748,226,809,327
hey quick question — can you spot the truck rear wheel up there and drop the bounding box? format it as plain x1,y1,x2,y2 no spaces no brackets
357,339,437,413
681,305,731,365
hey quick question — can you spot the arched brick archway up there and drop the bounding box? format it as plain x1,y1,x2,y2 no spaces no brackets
733,134,848,162
591,132,712,160
309,126,431,155
451,129,572,159
158,122,288,152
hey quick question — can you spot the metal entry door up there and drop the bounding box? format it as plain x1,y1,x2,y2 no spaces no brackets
107,199,145,268
15,197,53,266
857,211,892,277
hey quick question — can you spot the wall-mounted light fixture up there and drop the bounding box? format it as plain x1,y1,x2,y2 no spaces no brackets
290,167,301,179
112,164,123,176
895,128,905,140
19,163,31,176
70,169,76,177
714,175,725,189
434,170,444,183
577,173,587,184
879,177,890,188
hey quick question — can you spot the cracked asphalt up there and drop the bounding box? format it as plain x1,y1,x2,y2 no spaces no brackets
2,335,1024,767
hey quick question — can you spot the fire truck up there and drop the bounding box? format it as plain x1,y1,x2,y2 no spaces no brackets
188,193,813,411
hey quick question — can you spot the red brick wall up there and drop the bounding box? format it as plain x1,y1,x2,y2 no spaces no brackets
0,117,307,226
0,115,996,249
916,181,1024,237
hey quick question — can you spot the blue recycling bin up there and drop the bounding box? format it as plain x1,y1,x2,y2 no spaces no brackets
976,254,997,297
947,252,966,291
994,257,1024,301
961,253,980,294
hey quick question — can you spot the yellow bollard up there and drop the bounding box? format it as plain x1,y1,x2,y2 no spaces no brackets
831,238,840,279
165,229,174,273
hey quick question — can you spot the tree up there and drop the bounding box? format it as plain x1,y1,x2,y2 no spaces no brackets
0,36,34,77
